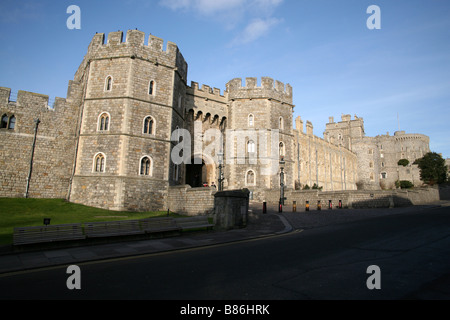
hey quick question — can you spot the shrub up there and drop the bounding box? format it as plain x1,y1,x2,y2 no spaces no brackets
395,180,414,189
398,159,409,167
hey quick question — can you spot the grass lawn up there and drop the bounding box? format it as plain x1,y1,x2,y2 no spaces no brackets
0,198,185,245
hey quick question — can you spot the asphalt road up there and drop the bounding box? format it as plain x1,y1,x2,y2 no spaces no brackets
1,206,449,302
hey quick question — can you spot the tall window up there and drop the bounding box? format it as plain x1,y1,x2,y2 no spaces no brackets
143,116,154,135
246,170,256,186
149,80,155,95
105,76,112,91
8,116,15,130
140,156,152,176
1,114,8,129
279,117,284,130
279,142,285,157
247,140,256,153
98,113,110,131
248,114,254,127
94,153,105,173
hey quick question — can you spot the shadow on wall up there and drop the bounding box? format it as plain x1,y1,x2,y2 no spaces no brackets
351,196,413,209
439,184,450,200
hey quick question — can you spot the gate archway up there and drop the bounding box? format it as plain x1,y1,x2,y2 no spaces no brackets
186,154,216,188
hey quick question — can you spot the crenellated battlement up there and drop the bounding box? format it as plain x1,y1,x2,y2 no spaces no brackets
226,77,293,105
88,30,179,53
0,87,67,111
187,81,228,102
86,30,188,80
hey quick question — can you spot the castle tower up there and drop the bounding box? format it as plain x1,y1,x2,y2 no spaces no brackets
224,77,294,200
69,30,188,211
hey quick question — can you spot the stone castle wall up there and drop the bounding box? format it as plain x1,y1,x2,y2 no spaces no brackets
0,82,82,199
257,186,439,212
325,114,430,190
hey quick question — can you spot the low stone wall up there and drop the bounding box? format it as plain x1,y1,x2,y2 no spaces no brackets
168,185,216,216
70,176,169,212
214,190,250,230
254,187,440,211
439,184,450,200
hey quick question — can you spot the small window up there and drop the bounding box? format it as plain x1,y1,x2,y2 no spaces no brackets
149,80,155,95
279,117,284,130
98,113,110,131
143,116,154,135
1,114,8,129
8,116,15,130
140,156,152,176
381,172,387,179
105,76,113,91
248,114,254,127
94,153,106,173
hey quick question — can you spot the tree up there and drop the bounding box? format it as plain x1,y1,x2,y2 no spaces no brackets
397,159,409,167
413,152,448,185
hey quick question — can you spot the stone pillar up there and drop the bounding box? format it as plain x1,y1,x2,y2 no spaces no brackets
214,190,250,230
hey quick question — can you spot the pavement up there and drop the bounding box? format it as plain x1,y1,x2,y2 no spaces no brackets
0,209,291,275
1,200,450,299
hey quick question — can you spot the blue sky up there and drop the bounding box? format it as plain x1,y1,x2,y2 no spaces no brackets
1,0,449,158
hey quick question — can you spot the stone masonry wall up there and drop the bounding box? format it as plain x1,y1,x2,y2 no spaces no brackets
0,83,81,198
168,185,216,216
256,187,439,212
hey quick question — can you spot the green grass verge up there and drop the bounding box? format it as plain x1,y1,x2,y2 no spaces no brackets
0,198,184,245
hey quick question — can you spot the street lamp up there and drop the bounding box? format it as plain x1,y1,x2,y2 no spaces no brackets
279,156,286,212
218,152,224,191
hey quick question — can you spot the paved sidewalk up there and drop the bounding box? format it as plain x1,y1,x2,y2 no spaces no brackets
0,212,291,275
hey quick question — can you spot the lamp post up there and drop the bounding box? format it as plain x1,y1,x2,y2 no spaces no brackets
279,157,286,212
218,152,224,191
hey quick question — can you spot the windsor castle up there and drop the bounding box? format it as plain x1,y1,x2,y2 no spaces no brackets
0,30,432,212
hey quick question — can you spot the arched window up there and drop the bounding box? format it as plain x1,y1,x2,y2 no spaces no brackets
143,116,155,135
105,76,113,91
279,116,284,130
1,114,8,129
149,80,155,95
140,156,152,176
279,142,285,157
94,153,106,173
8,115,15,130
98,113,110,131
247,140,256,153
248,114,254,127
246,170,256,186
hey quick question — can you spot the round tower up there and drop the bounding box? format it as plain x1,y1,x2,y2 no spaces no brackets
224,77,294,200
70,30,188,211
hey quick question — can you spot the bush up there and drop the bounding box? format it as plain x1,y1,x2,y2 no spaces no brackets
302,184,310,190
312,183,323,190
395,180,414,189
398,159,409,167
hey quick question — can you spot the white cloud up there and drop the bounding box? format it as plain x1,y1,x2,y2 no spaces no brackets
235,17,282,45
160,0,283,44
159,0,283,16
